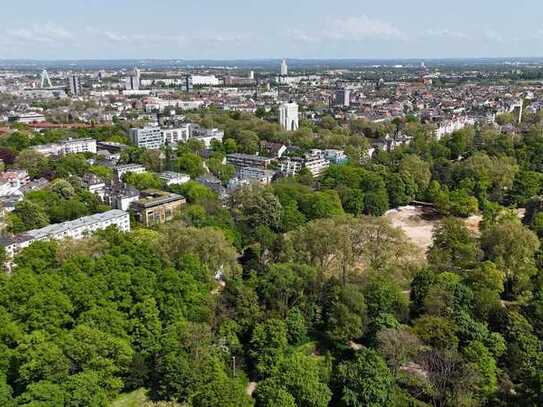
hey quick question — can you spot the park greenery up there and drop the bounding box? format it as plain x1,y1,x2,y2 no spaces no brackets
2,111,543,405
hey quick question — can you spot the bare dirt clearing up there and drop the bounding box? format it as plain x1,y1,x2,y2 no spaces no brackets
385,206,440,252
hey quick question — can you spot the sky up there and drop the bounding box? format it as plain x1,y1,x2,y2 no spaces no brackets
1,0,542,60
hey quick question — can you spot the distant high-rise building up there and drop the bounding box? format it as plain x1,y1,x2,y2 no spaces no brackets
125,67,141,90
280,59,288,76
67,75,81,96
125,75,140,90
248,70,255,80
335,84,350,107
182,75,193,92
279,102,299,131
40,69,52,88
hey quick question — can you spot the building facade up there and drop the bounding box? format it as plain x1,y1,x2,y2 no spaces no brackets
67,75,81,96
226,153,273,169
2,210,130,258
279,102,299,131
114,164,147,181
129,127,163,149
130,190,186,227
32,138,97,157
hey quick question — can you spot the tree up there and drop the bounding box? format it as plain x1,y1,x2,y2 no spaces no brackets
257,263,317,317
15,149,48,178
324,283,367,343
301,190,344,220
175,152,205,178
376,327,422,370
8,200,49,233
481,219,540,299
254,380,296,407
48,178,76,199
413,315,459,350
159,225,240,278
399,154,431,197
230,186,283,232
249,318,288,377
207,158,236,183
428,217,481,273
123,172,163,190
268,352,332,407
335,348,396,407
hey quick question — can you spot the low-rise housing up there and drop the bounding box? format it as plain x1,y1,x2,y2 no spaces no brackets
32,138,97,157
238,167,276,184
159,171,190,186
104,184,140,211
8,112,46,124
1,210,130,258
226,153,274,169
130,190,186,226
115,164,147,181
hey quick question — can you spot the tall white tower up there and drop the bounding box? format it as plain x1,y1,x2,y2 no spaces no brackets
280,59,288,76
279,102,299,131
40,69,52,88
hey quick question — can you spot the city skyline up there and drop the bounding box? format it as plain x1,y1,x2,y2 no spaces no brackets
2,0,543,60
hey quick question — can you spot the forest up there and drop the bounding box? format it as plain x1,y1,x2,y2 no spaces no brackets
1,110,543,406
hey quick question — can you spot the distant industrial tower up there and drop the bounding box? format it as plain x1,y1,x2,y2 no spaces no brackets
40,69,52,88
335,83,351,107
67,75,82,96
280,59,288,76
279,101,299,131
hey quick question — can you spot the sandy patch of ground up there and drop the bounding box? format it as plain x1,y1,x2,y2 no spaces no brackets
385,206,439,252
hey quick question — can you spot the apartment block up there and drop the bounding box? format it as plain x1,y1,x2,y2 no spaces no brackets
226,153,274,169
1,210,130,258
130,190,186,226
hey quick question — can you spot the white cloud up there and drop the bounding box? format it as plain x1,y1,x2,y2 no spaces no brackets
5,23,73,46
324,16,406,41
484,29,504,43
423,29,470,40
288,15,406,43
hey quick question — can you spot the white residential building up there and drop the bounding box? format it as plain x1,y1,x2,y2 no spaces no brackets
7,112,46,124
280,153,329,177
163,126,190,145
2,210,130,258
115,164,147,181
130,124,224,149
191,75,220,86
303,154,330,177
280,157,304,177
192,128,224,147
159,171,190,185
279,102,299,131
239,167,276,184
129,127,163,150
435,117,476,140
32,138,97,157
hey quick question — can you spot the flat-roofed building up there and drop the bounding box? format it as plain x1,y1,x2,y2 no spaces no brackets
239,167,276,184
114,164,147,181
159,171,190,186
226,153,273,169
1,210,130,258
129,127,163,149
130,190,186,226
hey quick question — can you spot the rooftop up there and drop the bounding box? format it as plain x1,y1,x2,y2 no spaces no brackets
132,189,185,209
2,209,128,247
